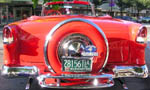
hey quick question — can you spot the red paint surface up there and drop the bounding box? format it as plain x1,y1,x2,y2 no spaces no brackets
3,15,146,75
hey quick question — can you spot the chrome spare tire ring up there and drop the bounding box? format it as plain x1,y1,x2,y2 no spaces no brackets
44,18,109,73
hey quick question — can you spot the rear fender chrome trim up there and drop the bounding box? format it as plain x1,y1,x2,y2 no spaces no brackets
113,65,148,78
1,65,39,78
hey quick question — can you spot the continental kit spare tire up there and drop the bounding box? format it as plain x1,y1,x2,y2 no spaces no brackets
44,18,109,74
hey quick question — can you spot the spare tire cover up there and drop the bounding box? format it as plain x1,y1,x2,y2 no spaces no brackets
44,18,109,74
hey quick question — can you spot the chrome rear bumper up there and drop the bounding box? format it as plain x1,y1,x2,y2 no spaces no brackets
37,74,114,89
1,65,148,88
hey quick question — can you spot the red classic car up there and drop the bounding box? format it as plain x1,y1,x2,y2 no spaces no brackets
1,0,148,90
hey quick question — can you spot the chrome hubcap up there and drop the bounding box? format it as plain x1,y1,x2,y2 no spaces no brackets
58,34,94,60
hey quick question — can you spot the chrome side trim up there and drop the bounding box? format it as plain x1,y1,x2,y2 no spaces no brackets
37,73,114,89
1,65,39,78
113,65,148,78
44,18,109,73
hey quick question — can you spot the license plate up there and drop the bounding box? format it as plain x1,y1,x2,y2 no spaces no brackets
62,58,92,72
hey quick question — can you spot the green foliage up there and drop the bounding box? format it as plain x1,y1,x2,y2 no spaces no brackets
32,0,38,9
44,0,49,4
116,0,150,17
92,0,103,7
117,0,150,10
117,0,134,10
51,0,63,10
138,0,150,8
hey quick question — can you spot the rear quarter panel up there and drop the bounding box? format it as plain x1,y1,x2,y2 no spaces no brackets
94,19,145,65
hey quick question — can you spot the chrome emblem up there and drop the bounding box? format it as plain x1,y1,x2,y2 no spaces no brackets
85,45,97,52
82,45,98,57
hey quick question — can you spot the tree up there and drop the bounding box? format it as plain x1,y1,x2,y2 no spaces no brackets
137,0,150,9
116,0,150,17
32,0,38,9
116,0,133,17
92,0,103,8
131,0,150,17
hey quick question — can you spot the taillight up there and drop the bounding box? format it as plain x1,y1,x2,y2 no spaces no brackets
3,27,14,44
136,26,147,43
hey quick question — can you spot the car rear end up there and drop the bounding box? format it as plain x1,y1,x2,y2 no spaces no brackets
1,0,149,89
1,16,148,89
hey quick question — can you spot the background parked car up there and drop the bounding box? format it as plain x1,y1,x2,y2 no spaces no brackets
138,17,150,23
114,16,137,22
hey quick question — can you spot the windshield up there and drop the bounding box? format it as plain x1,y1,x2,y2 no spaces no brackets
41,1,95,16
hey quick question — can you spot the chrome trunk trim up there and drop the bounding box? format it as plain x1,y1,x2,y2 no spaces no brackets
1,65,39,78
113,65,148,78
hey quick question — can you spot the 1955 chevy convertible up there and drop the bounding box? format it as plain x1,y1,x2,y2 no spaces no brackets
1,0,148,89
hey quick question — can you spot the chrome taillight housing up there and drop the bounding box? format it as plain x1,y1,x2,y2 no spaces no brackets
3,27,14,44
136,26,147,43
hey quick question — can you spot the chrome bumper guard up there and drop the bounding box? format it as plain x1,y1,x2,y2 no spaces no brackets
1,65,38,78
113,65,148,78
37,74,114,89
